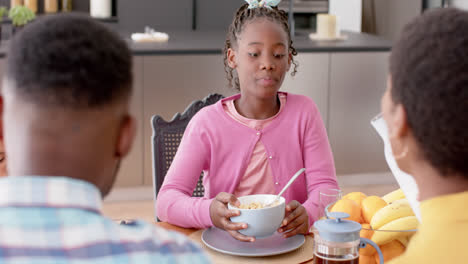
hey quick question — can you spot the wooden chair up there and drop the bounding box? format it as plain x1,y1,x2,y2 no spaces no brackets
151,93,224,204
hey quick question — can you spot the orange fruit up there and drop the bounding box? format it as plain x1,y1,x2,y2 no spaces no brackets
359,224,376,256
343,191,367,207
359,215,366,224
360,254,376,264
330,198,361,223
362,196,387,224
374,240,405,264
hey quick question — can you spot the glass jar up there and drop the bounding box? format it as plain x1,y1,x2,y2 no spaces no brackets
313,232,360,264
44,0,58,14
61,0,72,12
10,0,23,8
24,0,38,13
313,212,385,264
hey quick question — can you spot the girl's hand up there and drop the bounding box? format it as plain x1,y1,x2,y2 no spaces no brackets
277,200,309,238
209,192,256,242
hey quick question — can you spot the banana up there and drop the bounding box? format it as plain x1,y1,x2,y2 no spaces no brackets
397,236,409,247
382,188,405,204
371,216,419,245
370,198,415,229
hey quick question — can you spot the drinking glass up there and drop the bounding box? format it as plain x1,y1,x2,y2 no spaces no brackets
318,188,342,219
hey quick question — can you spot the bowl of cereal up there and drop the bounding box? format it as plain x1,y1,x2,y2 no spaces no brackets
228,194,286,238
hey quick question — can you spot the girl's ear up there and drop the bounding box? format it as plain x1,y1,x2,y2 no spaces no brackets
227,48,237,69
287,52,292,71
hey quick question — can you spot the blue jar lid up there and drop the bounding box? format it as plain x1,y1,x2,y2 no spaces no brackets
314,212,362,243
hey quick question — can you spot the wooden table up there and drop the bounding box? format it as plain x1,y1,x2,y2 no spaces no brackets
102,200,314,263
102,183,399,263
155,221,314,264
155,221,198,236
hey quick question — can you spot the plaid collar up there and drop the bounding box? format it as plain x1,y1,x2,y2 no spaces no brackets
0,176,102,214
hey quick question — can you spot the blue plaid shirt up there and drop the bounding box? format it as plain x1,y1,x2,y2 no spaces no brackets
0,176,211,264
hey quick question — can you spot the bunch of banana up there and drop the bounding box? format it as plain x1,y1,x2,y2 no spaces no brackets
370,199,414,229
370,198,419,245
371,215,418,245
397,236,409,247
382,188,405,204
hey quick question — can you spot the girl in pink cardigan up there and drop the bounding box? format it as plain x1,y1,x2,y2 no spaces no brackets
157,1,339,242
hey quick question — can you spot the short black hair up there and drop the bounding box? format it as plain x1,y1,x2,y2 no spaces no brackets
389,8,468,177
5,13,132,108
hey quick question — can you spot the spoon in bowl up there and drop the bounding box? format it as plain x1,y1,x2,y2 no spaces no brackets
264,168,306,208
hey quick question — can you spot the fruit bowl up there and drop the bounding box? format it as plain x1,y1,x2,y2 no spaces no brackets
360,227,417,264
361,226,417,245
327,190,420,263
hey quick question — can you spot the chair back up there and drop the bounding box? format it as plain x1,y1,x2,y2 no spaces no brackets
151,93,224,201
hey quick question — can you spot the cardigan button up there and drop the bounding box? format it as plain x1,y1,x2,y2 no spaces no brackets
269,156,273,159
256,132,261,136
275,182,279,185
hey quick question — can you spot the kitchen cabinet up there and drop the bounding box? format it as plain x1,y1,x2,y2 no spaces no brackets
118,0,244,32
195,0,244,30
281,53,329,130
328,52,389,175
141,55,235,185
118,0,193,32
114,57,145,187
72,0,240,31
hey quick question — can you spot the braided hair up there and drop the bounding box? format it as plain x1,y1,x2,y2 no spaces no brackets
223,3,298,90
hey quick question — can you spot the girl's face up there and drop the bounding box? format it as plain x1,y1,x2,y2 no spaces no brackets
227,18,291,99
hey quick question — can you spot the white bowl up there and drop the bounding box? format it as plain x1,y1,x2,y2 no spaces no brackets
228,194,286,238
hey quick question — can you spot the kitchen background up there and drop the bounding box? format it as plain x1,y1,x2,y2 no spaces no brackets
1,0,457,41
0,0,465,201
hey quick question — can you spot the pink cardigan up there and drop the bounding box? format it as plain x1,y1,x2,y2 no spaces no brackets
156,92,339,228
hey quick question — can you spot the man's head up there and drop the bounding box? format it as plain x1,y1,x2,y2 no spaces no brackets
1,13,135,196
382,8,468,179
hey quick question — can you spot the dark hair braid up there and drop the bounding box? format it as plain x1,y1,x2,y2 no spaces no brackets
223,3,298,90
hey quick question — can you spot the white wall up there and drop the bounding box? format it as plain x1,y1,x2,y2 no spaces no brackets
374,0,422,41
329,0,363,32
374,0,468,41
452,0,468,10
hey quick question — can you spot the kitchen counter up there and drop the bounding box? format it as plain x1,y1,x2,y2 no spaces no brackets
128,30,391,55
0,30,391,58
